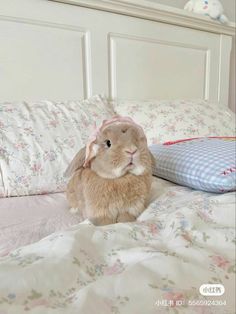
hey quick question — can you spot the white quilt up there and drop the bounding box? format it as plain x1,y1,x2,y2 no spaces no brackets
0,178,235,314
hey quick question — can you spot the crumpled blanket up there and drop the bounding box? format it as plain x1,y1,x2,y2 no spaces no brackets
0,178,235,314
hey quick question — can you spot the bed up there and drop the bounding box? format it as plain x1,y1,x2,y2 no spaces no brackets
0,0,235,313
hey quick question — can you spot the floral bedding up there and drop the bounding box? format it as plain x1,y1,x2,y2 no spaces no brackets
0,178,235,314
0,95,114,197
113,99,235,145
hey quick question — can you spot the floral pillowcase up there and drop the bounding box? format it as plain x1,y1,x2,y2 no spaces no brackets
1,96,235,197
113,99,235,145
0,95,115,197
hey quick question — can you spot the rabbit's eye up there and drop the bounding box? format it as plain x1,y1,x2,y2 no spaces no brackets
105,140,111,148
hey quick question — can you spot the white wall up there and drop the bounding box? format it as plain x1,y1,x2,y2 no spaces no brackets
147,0,236,111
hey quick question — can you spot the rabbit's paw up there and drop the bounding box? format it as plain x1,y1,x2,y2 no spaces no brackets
69,207,79,214
90,216,116,226
117,212,136,223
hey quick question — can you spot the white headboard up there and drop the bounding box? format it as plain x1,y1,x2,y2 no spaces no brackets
0,0,234,106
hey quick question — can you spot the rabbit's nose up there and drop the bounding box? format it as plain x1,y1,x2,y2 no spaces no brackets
125,148,137,156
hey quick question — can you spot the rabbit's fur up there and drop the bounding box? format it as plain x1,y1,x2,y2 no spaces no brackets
65,117,155,226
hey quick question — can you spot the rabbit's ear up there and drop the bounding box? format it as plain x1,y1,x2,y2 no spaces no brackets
64,147,86,178
149,150,156,170
83,142,99,168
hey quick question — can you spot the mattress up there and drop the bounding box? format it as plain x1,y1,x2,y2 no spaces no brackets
0,177,235,314
0,192,82,256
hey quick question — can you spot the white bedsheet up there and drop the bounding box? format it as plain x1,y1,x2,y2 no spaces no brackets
0,178,235,314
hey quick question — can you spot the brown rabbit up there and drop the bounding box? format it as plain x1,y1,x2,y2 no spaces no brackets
65,116,155,226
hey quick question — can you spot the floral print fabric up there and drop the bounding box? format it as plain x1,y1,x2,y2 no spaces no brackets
0,178,235,314
0,95,114,197
113,99,235,145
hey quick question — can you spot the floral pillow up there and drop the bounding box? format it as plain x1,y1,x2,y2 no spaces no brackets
113,99,235,145
0,95,115,197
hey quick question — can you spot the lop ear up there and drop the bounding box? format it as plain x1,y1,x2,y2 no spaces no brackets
83,142,99,168
64,147,86,178
149,150,157,171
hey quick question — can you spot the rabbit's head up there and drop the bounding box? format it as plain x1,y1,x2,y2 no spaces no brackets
65,116,155,179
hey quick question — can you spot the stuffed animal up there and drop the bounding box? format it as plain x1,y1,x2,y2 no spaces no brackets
65,116,155,226
184,0,228,23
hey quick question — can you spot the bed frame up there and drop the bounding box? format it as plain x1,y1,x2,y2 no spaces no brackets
0,0,234,106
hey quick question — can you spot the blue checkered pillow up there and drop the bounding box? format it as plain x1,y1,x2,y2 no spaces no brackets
149,137,236,193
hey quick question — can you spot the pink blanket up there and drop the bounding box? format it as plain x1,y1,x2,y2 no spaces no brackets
0,193,82,256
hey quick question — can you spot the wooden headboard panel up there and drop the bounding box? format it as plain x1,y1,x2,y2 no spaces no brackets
0,0,234,106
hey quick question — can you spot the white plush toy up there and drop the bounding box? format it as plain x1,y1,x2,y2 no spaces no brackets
184,0,228,23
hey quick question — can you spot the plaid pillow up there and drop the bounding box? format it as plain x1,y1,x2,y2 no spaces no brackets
150,137,236,193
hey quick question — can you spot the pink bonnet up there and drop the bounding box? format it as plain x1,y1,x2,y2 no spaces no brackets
83,115,144,167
